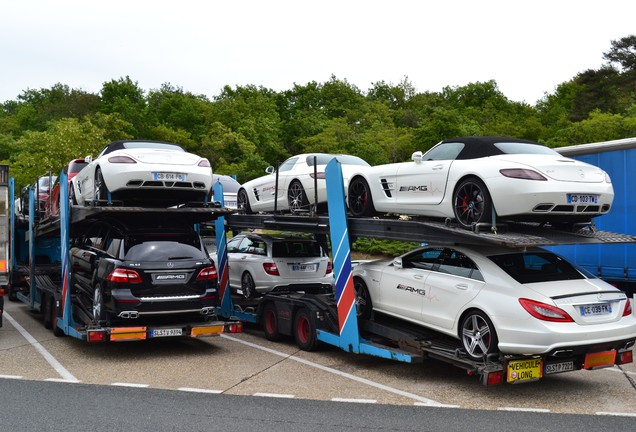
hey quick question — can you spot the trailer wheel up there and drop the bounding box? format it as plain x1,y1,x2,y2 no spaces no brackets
42,293,53,329
460,310,498,360
262,302,282,341
353,278,373,320
293,308,319,351
51,298,65,337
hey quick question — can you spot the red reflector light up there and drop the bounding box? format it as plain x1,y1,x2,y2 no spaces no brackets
106,268,143,283
197,266,218,281
483,371,503,386
326,261,333,275
623,299,633,317
0,288,4,296
263,262,279,276
227,323,243,333
618,350,633,365
87,330,107,342
519,298,574,322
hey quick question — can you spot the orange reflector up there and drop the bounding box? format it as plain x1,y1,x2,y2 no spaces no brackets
109,327,147,342
190,325,224,338
584,350,617,369
87,330,107,342
0,260,6,272
618,350,633,365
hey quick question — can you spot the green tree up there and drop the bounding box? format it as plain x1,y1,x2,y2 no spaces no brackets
99,76,147,135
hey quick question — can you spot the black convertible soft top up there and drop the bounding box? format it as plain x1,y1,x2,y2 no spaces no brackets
440,136,544,160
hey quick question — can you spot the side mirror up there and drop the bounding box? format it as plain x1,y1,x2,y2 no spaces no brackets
84,155,93,164
411,151,423,163
265,166,275,174
393,257,403,269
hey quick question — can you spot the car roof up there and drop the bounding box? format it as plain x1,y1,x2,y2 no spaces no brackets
439,136,544,160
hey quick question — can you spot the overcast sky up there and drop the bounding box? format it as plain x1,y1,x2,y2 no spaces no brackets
1,0,635,105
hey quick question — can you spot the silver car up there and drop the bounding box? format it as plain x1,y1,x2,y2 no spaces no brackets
226,233,333,298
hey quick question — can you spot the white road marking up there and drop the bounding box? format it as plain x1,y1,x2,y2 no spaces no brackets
45,378,81,383
221,334,445,406
3,311,78,382
414,402,461,408
254,392,295,398
332,398,377,404
498,407,551,413
111,382,149,388
596,412,636,417
0,374,24,380
177,387,223,394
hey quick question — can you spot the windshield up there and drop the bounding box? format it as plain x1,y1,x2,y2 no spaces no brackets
307,154,370,167
125,233,206,261
489,252,587,284
272,240,323,258
122,142,185,152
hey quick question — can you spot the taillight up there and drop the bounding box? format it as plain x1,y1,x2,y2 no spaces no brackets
499,169,547,181
106,268,143,283
519,298,574,322
623,298,633,317
326,261,333,275
197,266,218,281
198,159,211,167
108,156,137,163
263,263,279,276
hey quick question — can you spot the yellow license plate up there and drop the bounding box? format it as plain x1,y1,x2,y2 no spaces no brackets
507,358,543,383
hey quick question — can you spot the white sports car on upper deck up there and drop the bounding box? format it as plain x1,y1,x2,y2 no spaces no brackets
71,140,212,207
237,153,370,214
352,244,636,360
346,136,614,229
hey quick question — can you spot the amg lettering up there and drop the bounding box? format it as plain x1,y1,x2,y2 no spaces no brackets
156,274,186,280
399,185,428,192
396,284,426,296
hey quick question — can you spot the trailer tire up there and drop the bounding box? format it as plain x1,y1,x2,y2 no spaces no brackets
460,310,498,360
52,298,65,337
293,308,319,351
42,293,53,329
262,302,282,341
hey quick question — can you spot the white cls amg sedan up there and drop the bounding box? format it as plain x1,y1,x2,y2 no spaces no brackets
346,136,614,229
237,153,370,214
352,245,636,360
71,140,212,207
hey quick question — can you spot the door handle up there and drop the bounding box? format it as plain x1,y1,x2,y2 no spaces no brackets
455,284,469,290
413,274,424,280
432,164,444,170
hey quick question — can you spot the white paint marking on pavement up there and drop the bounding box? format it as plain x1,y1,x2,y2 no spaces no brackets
3,311,78,382
0,374,24,380
111,382,150,388
254,392,295,399
332,398,377,404
221,334,445,406
414,402,461,408
45,378,81,383
497,407,551,413
596,412,636,417
178,387,223,394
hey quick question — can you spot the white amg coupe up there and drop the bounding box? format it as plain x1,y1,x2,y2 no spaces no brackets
346,137,614,229
352,245,636,360
237,153,370,214
71,140,212,207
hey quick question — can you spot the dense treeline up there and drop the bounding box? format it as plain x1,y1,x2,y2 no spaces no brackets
2,35,636,188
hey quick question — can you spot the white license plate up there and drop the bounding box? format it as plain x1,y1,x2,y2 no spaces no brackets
545,361,574,374
567,194,598,204
290,264,317,272
153,172,187,181
151,328,183,337
580,303,612,316
225,200,237,208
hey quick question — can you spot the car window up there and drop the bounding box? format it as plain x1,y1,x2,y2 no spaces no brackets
493,142,559,156
422,143,464,161
437,249,484,281
122,142,184,152
84,223,108,250
401,248,443,270
105,229,124,259
489,252,585,284
246,239,267,256
124,233,206,261
278,157,299,172
272,240,322,258
227,237,242,253
69,161,88,174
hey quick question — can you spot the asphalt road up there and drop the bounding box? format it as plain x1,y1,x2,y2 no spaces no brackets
1,299,636,430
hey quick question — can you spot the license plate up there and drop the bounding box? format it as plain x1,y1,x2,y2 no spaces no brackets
545,361,574,374
225,200,237,208
153,172,187,181
507,358,543,383
290,264,317,272
567,194,598,204
151,328,183,338
579,303,612,316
